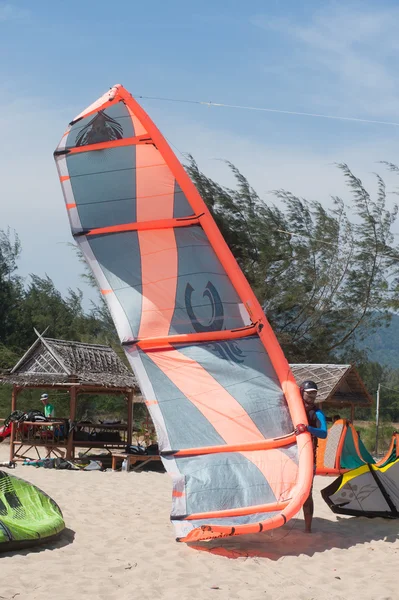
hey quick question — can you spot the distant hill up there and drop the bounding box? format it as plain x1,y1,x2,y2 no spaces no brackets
358,314,399,368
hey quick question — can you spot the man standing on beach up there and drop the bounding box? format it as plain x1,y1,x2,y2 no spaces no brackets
295,380,327,533
41,393,55,419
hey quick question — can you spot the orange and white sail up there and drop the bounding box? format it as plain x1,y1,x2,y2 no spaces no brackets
54,84,313,542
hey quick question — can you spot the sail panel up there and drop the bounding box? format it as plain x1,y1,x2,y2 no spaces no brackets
67,103,134,147
173,446,298,512
135,347,226,450
174,452,278,514
81,226,250,340
136,337,293,450
176,338,292,438
174,182,193,217
67,147,137,230
139,337,293,448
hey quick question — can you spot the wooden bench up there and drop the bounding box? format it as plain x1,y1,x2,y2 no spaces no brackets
111,453,162,472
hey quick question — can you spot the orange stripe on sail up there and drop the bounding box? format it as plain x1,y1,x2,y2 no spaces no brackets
136,141,177,339
101,289,112,295
145,400,158,406
172,491,185,498
60,175,70,182
137,230,177,338
126,103,148,136
71,94,121,123
335,420,348,470
66,203,76,210
136,146,175,222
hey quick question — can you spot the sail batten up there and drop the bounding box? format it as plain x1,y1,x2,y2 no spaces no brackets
79,215,202,237
121,324,258,349
54,84,314,542
162,434,297,456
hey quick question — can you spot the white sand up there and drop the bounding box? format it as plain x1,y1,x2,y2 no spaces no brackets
1,443,398,600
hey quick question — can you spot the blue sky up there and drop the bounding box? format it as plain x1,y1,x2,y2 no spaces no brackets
2,0,399,305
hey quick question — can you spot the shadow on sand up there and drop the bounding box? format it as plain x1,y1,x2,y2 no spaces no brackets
1,527,75,558
188,516,399,560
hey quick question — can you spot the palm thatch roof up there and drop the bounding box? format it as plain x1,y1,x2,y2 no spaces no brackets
0,335,138,390
290,363,372,407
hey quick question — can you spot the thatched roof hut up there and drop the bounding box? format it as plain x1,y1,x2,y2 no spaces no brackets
290,363,373,416
0,333,140,461
1,335,138,390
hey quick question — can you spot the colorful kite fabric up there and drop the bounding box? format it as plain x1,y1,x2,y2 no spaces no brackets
316,419,375,476
322,459,399,518
0,470,65,552
54,84,313,542
376,432,399,468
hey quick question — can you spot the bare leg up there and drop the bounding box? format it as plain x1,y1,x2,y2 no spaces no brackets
303,493,314,533
303,474,314,533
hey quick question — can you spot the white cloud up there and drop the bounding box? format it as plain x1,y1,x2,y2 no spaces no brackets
251,4,399,118
0,2,29,21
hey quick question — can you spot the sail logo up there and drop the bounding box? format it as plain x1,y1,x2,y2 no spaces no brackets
75,110,124,146
184,281,245,363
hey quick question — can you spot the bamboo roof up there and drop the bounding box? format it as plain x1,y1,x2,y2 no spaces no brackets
0,335,138,390
290,363,372,407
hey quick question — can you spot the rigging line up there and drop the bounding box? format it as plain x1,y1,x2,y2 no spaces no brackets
135,94,399,128
379,384,399,394
164,134,186,159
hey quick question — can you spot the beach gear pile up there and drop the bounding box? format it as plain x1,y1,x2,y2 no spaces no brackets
23,457,103,471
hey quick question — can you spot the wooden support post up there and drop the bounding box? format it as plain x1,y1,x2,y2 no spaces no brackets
67,386,77,460
9,385,19,462
127,390,133,447
350,403,355,423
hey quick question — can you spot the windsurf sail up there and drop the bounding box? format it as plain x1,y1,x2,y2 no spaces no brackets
54,84,313,542
316,419,375,476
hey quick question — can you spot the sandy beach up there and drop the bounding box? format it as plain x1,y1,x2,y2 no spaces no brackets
0,443,398,600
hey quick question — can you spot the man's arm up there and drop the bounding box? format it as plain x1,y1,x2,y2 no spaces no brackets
307,410,327,439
